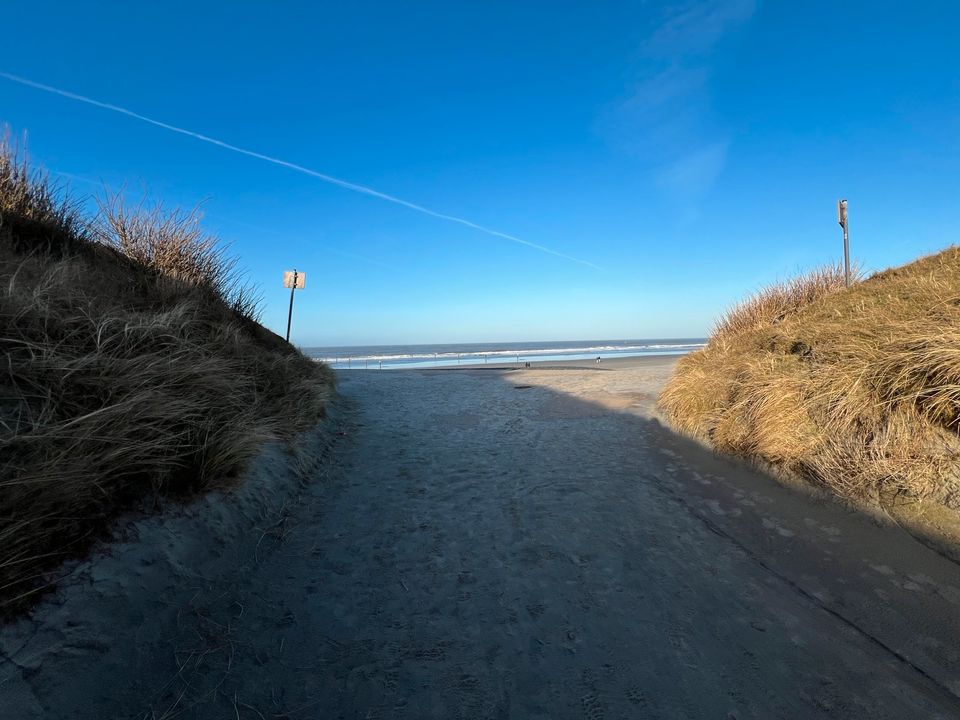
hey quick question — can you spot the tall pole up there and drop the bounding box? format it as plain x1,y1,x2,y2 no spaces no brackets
285,269,297,342
838,199,850,288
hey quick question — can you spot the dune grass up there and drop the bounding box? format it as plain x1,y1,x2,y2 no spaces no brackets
0,143,333,614
659,250,960,508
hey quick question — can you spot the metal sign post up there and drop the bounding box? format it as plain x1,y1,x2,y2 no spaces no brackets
837,199,850,287
283,269,306,342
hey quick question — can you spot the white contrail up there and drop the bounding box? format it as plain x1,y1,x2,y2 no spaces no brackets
50,169,400,272
1,71,599,269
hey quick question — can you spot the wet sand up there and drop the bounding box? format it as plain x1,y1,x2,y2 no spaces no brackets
4,357,960,718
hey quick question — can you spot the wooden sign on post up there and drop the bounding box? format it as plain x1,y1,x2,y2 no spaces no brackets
283,270,306,289
283,269,306,342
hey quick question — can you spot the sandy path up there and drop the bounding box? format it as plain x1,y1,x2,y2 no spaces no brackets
4,359,960,718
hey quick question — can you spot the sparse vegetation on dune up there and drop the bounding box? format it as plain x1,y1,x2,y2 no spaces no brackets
0,142,333,614
659,250,960,508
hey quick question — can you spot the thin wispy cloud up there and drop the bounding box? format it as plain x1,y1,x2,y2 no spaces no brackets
600,0,755,204
656,140,730,197
1,71,599,270
215,216,402,273
49,169,99,186
644,0,756,57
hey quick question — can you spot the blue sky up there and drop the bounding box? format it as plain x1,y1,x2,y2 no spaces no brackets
2,1,958,346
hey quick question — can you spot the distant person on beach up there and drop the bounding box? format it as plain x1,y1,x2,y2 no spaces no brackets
596,355,601,364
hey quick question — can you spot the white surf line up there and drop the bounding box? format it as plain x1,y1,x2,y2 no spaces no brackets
1,71,599,269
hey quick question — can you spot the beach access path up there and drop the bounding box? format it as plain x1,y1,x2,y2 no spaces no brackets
5,356,960,718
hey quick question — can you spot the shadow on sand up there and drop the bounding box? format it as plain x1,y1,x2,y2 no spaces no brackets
3,366,960,719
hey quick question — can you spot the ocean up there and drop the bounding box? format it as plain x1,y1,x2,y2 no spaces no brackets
303,338,707,370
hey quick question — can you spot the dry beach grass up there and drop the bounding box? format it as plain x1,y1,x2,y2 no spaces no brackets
659,250,960,508
0,142,333,614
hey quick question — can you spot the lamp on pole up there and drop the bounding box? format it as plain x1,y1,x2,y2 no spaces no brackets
837,199,850,287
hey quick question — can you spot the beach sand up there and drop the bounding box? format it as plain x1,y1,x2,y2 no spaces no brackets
431,352,685,373
4,356,960,718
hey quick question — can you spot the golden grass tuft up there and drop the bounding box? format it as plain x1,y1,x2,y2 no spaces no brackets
95,193,263,321
712,263,853,340
0,141,333,614
659,251,960,508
